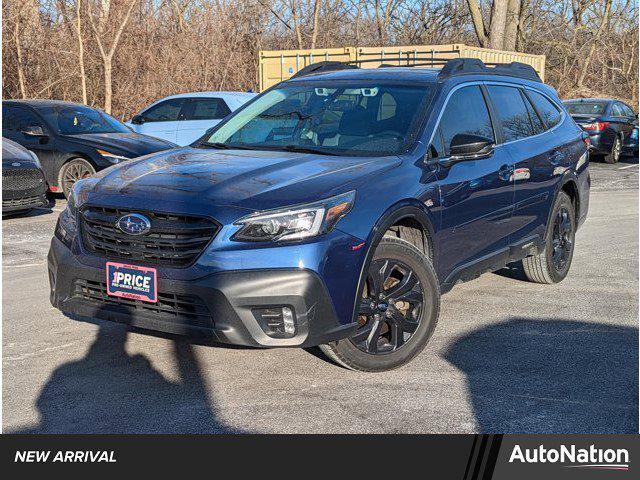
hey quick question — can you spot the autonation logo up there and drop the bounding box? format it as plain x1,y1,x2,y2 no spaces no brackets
509,444,630,471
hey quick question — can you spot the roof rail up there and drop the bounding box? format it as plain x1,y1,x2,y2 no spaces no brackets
292,61,359,78
289,57,542,82
438,58,541,82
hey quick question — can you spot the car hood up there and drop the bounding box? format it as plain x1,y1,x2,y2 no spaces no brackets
2,138,39,166
64,132,176,157
85,147,401,215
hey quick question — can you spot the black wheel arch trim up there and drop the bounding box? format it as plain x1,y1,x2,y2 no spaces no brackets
545,174,580,241
350,200,438,326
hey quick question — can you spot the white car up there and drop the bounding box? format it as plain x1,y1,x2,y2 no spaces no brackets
126,92,256,146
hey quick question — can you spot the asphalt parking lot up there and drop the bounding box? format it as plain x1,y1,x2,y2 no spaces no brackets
2,159,638,434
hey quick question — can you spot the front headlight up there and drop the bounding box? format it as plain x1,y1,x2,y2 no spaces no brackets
66,178,93,215
232,191,356,242
27,150,42,169
97,149,130,164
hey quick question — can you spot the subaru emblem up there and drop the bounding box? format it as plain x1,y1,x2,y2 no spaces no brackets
116,213,151,236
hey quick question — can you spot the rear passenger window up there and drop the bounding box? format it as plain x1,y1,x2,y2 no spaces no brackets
439,85,494,155
486,85,538,142
527,90,562,129
611,103,625,117
187,98,231,120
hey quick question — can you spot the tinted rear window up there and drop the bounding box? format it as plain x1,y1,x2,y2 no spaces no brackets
564,101,606,116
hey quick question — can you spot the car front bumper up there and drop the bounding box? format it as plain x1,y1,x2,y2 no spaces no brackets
48,236,358,347
2,193,48,212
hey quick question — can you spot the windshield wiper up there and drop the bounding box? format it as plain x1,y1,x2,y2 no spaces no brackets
279,145,340,156
198,142,262,151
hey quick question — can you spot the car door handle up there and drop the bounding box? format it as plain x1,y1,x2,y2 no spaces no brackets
498,164,514,182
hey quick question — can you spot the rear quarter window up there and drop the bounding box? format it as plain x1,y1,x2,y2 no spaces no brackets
527,90,562,129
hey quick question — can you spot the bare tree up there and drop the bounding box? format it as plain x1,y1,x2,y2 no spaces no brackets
2,1,637,118
76,0,88,104
576,0,612,89
86,0,137,113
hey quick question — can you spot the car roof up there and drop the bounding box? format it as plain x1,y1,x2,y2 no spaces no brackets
563,98,613,104
4,99,88,109
160,91,256,101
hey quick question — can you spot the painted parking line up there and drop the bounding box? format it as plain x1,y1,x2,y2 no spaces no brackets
618,164,639,170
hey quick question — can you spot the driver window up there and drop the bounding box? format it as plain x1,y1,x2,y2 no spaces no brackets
438,86,495,156
142,99,185,122
6,106,44,134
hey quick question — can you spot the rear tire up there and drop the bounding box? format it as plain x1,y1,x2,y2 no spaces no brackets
320,237,440,372
521,191,575,284
604,136,622,164
59,158,96,198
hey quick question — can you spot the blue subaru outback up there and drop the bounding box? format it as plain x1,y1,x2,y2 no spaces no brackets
48,59,590,371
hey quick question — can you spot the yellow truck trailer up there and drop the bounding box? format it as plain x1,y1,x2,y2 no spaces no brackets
258,44,545,92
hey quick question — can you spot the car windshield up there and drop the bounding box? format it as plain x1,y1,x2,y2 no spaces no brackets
46,106,131,135
564,102,607,115
201,82,433,156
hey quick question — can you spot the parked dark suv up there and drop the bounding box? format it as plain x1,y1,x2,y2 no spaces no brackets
563,98,637,163
48,59,590,371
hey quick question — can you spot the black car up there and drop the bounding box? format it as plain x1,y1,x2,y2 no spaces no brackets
563,98,637,163
2,137,48,214
2,100,177,197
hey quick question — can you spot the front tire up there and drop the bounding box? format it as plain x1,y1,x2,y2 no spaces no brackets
320,237,440,372
59,158,96,198
520,191,575,284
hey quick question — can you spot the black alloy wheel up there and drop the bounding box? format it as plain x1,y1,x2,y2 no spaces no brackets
351,258,424,354
319,236,440,372
520,191,575,284
551,206,573,272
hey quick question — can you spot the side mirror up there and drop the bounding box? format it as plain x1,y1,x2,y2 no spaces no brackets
131,115,145,125
21,125,47,138
449,133,494,160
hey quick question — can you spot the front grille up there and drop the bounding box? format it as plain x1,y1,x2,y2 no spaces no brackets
80,206,219,267
3,195,46,209
2,168,46,198
73,279,213,328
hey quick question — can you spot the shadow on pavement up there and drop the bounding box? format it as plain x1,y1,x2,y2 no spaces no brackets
13,309,247,433
444,317,638,433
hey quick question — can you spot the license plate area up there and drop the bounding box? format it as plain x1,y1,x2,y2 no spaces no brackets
106,262,157,303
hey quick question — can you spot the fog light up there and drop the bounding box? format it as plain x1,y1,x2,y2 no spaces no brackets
282,307,295,334
252,306,296,338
